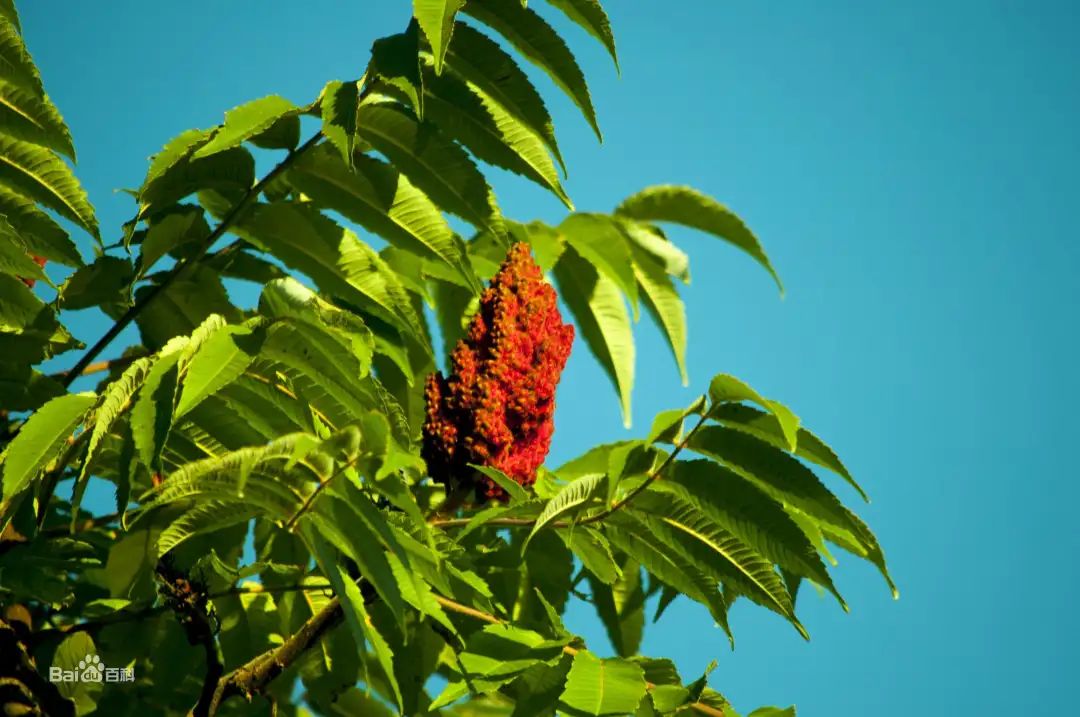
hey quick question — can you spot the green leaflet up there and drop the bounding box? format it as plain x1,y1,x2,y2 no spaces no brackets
0,391,94,503
465,0,601,142
442,22,564,173
587,559,645,657
192,95,300,159
560,525,621,585
0,274,79,364
231,201,425,342
544,0,619,72
0,215,50,284
306,528,405,712
430,624,568,710
289,144,477,290
0,134,97,238
370,22,425,118
523,473,604,554
559,213,638,315
130,335,187,474
156,499,257,557
620,219,690,283
0,184,81,266
357,101,503,235
558,650,647,716
553,246,634,427
412,0,466,75
616,184,781,293
625,495,806,639
711,402,868,502
421,62,571,209
135,205,209,278
0,14,42,94
138,141,254,221
630,239,688,385
72,357,154,527
58,255,133,312
309,494,411,634
660,460,847,611
472,464,530,504
0,76,73,159
174,323,262,418
604,521,734,645
319,79,360,169
687,425,863,543
707,373,800,452
51,633,103,713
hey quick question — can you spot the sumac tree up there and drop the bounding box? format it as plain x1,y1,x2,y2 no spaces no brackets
0,2,894,716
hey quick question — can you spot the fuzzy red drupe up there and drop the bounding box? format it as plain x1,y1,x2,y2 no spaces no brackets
422,243,575,502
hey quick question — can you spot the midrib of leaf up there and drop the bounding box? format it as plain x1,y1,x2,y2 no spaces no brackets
657,513,799,628
0,152,82,223
358,110,493,231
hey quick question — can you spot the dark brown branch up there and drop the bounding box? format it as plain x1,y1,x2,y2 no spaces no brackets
202,596,343,716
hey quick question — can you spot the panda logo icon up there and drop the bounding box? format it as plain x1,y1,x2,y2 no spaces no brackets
78,654,103,683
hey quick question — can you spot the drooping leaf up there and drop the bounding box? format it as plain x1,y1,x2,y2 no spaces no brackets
231,201,425,341
422,62,571,208
175,323,262,418
370,21,425,118
465,0,601,141
319,79,360,168
588,559,645,657
553,246,634,427
412,0,466,75
0,135,97,238
72,357,154,525
442,21,564,172
662,460,846,611
616,185,781,292
630,235,688,385
357,101,503,235
0,184,81,266
0,391,94,500
559,213,637,314
625,495,805,638
0,75,75,158
711,402,868,502
544,0,619,71
289,144,476,289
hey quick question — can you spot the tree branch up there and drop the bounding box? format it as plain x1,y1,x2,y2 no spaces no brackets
202,596,343,716
60,131,323,389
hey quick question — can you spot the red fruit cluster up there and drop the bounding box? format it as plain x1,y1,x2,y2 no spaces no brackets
423,242,575,501
19,255,47,288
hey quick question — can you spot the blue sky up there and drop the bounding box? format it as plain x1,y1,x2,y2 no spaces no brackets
22,1,1080,714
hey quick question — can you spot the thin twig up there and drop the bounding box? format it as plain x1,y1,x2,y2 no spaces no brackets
50,354,145,382
430,411,712,531
283,453,363,532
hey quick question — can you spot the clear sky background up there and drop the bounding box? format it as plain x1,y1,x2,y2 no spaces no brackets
22,1,1080,714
